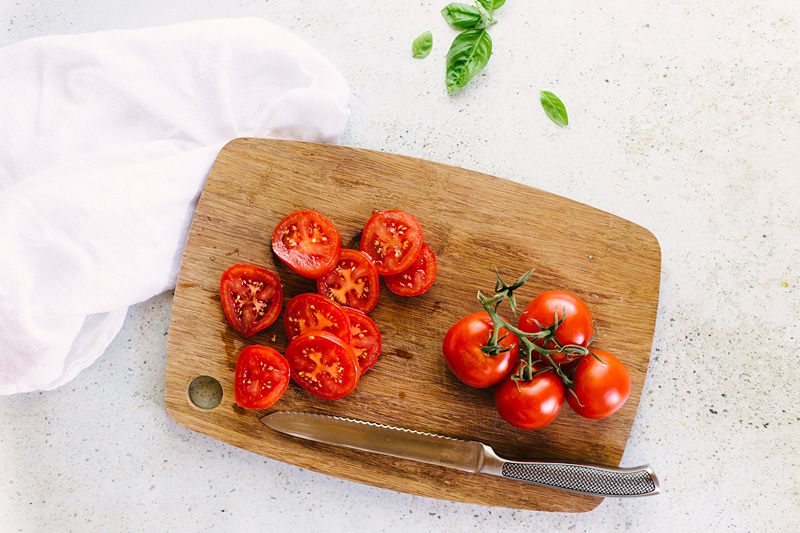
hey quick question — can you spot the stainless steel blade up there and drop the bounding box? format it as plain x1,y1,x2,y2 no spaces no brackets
261,410,484,472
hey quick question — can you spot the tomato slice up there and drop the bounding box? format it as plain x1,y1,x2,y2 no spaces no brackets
283,293,352,344
220,264,283,337
285,331,360,399
234,345,291,409
360,210,423,275
316,249,380,313
343,308,382,374
272,210,342,278
383,243,437,296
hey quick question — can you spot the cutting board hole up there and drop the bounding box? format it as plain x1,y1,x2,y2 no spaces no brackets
188,375,223,409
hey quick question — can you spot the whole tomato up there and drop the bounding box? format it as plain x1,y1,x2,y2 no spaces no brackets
442,312,519,388
566,349,631,419
518,290,594,364
494,360,565,430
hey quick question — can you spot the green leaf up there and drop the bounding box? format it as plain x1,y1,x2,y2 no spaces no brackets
441,3,483,30
540,90,569,125
446,29,492,93
477,0,506,11
412,31,433,58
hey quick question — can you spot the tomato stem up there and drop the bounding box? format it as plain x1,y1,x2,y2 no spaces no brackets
477,270,593,387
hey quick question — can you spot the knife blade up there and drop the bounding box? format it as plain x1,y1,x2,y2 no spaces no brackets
260,411,660,498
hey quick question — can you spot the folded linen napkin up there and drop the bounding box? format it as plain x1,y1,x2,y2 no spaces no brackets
0,18,350,394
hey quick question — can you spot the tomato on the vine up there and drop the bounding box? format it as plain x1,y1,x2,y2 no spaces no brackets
283,293,352,344
566,349,630,419
383,243,437,296
272,210,342,278
518,290,594,364
285,331,360,399
360,210,423,275
442,312,519,388
234,345,290,409
220,264,283,337
344,308,382,374
317,249,380,313
494,360,565,430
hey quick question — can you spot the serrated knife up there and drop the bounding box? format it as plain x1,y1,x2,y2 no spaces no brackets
260,411,660,498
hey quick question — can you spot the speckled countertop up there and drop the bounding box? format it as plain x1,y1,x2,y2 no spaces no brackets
2,1,798,531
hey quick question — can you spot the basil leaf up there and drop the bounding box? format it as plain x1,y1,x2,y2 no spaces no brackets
477,0,506,11
540,90,569,125
446,29,492,93
412,31,433,58
441,3,483,29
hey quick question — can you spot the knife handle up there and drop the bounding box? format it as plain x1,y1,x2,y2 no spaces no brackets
481,447,660,497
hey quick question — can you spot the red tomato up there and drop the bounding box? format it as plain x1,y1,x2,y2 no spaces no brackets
566,350,631,419
344,308,382,374
383,243,437,296
285,331,360,399
317,249,380,313
283,293,352,344
234,345,290,409
518,290,594,364
494,360,565,429
360,210,423,275
442,312,519,388
272,210,342,278
219,264,283,337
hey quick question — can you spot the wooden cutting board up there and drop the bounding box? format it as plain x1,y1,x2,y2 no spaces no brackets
165,138,661,512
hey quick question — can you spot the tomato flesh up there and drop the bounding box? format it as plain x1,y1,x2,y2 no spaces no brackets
360,210,423,275
283,293,352,344
317,249,380,313
442,312,518,388
383,243,437,296
344,308,382,374
518,290,594,364
220,264,283,337
494,360,565,429
234,345,290,409
566,349,630,419
272,210,342,278
285,331,360,399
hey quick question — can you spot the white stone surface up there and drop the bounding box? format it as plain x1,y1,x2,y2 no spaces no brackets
1,1,798,531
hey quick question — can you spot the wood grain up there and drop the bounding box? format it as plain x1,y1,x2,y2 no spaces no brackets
164,138,661,512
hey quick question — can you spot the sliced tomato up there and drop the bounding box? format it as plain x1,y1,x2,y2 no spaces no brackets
283,293,352,344
272,210,342,278
234,345,290,409
360,210,423,275
383,243,437,296
220,264,283,337
285,331,360,399
317,249,380,313
344,308,382,374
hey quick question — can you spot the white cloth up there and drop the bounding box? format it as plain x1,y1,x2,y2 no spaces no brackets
0,18,350,394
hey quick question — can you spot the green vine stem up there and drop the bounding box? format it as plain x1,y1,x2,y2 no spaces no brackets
475,269,594,391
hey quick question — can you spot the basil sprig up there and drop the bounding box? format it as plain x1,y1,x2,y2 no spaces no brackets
441,0,502,93
412,31,433,58
414,1,571,126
